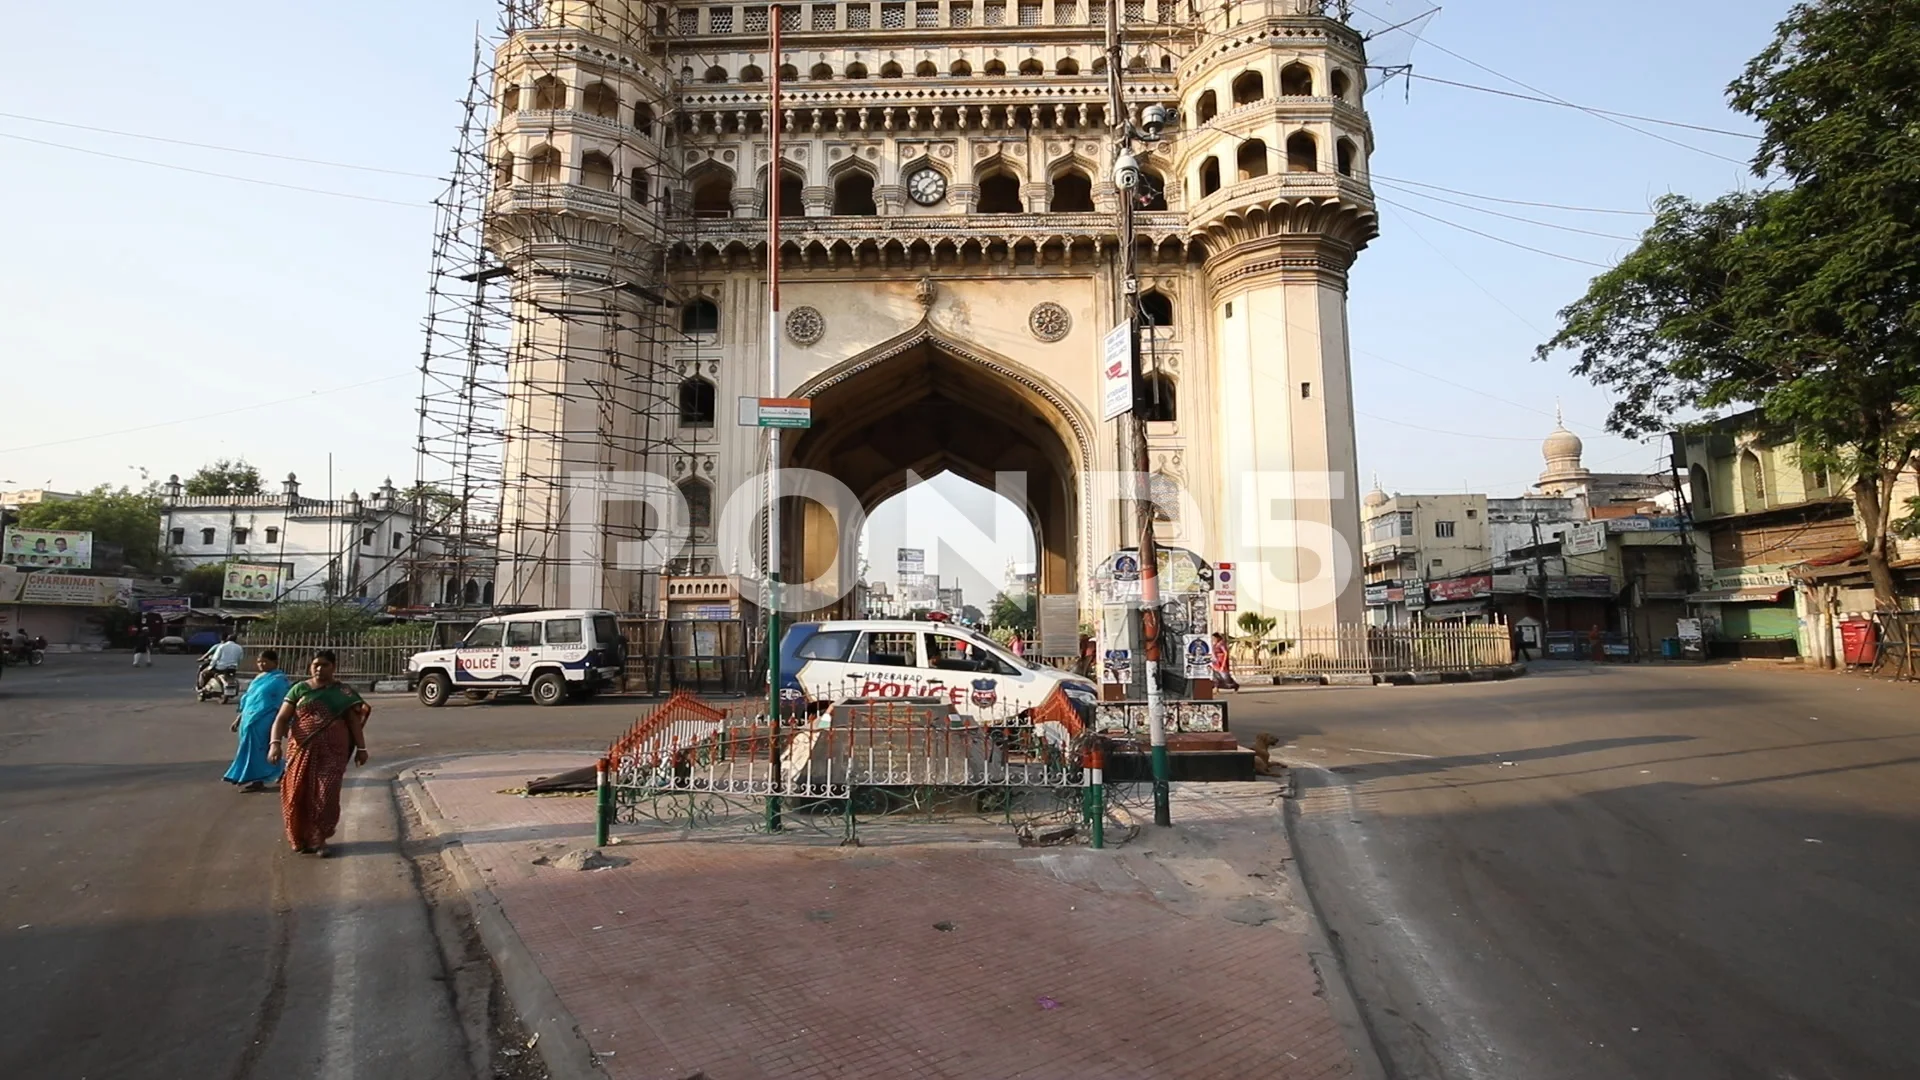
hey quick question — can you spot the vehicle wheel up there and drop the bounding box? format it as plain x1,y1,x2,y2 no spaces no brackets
531,672,568,707
418,672,451,708
28,651,43,667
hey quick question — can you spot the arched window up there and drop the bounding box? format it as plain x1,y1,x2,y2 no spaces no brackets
463,578,481,605
985,59,1007,76
1286,132,1317,173
739,65,764,82
1237,139,1269,180
846,62,869,78
950,59,973,76
1804,463,1830,494
1050,168,1095,212
777,170,804,217
1133,168,1167,210
881,61,903,78
1160,55,1174,72
1139,290,1173,327
1331,68,1352,100
1149,472,1181,524
1336,138,1357,177
531,75,566,111
1090,56,1107,74
810,62,833,79
1127,55,1148,71
834,171,878,215
494,152,514,188
581,151,615,192
704,65,728,84
1195,90,1217,124
1688,464,1712,514
499,84,520,115
916,60,938,77
633,102,655,135
1740,449,1767,509
779,63,799,81
1056,57,1080,75
681,299,719,335
1198,157,1220,196
691,168,734,218
583,82,620,117
1280,62,1314,96
629,166,649,203
977,172,1023,213
1231,70,1264,104
528,145,562,184
1141,373,1176,422
680,479,713,534
678,377,716,425
1019,58,1044,76
483,580,494,605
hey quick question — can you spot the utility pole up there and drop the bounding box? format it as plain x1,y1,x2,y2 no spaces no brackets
763,4,785,832
1531,513,1550,655
1104,4,1171,827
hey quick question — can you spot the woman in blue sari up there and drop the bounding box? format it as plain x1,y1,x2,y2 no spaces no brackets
224,649,290,791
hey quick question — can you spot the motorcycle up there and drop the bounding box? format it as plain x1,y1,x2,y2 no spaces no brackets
196,660,239,704
6,638,46,666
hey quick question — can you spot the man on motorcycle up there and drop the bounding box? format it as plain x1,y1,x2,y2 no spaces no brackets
198,634,246,695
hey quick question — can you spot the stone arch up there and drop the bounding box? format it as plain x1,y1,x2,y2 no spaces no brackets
1141,372,1177,422
580,150,616,191
583,81,620,117
1231,70,1265,105
1139,289,1174,327
985,58,1007,76
633,101,655,134
846,61,870,78
1056,57,1080,75
494,151,514,188
688,161,735,217
881,60,904,78
1688,463,1712,514
629,165,649,203
950,58,973,76
975,156,1025,213
915,59,938,77
530,74,566,111
831,159,880,216
681,296,720,335
1331,68,1352,101
740,64,765,82
1237,138,1270,180
526,144,562,184
677,375,716,424
1197,156,1221,197
1336,137,1358,177
1047,154,1098,212
1018,58,1045,76
499,83,520,115
1195,89,1217,124
810,62,834,79
1280,62,1314,96
1286,131,1317,172
779,63,799,81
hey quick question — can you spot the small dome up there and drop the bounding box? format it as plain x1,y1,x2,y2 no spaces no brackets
1363,473,1389,509
1543,425,1583,464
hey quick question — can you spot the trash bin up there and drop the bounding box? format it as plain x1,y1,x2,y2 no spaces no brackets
1840,618,1879,666
1661,638,1682,660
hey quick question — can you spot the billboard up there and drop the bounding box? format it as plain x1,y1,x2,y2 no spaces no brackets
223,563,290,603
1563,522,1607,557
0,568,133,607
3,527,93,569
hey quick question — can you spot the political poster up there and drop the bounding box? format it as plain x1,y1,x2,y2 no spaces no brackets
1101,648,1131,685
1184,634,1213,679
3,527,93,569
223,563,290,603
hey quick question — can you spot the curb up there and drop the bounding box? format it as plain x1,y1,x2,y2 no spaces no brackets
397,770,607,1080
1280,765,1392,1080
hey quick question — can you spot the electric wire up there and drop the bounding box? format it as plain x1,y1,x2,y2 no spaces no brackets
0,131,429,207
0,374,411,454
1368,174,1656,216
1384,72,1763,140
0,111,447,179
1377,197,1615,268
1374,179,1642,241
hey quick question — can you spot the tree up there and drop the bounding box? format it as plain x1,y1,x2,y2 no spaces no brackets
17,485,164,571
184,459,264,497
989,590,1037,636
1538,0,1920,605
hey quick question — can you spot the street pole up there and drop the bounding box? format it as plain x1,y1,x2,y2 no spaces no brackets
1104,3,1170,827
1532,514,1550,655
763,6,784,832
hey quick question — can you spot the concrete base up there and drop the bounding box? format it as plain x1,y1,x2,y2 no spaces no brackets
1322,674,1379,687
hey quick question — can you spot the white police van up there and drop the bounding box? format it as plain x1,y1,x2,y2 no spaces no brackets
408,609,626,707
777,619,1097,716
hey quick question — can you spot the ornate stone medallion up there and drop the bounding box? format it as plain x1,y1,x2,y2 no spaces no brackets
784,305,825,346
1028,301,1071,342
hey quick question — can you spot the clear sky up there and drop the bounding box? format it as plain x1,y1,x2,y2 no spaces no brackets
0,0,1795,601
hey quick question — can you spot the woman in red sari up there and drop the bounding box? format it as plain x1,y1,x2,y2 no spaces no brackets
266,651,371,856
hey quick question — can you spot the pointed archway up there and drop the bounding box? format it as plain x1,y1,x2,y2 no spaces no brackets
783,324,1091,610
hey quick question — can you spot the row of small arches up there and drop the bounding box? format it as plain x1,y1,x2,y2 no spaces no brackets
1192,132,1360,197
668,289,1171,341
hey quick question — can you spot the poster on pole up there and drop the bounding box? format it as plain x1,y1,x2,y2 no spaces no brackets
1101,648,1131,685
223,563,291,603
3,527,93,569
1101,322,1133,421
1183,634,1213,679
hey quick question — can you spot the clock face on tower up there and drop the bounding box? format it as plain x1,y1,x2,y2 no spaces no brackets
906,167,947,206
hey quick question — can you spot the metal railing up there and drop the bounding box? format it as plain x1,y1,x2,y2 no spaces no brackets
241,629,435,681
1231,622,1514,677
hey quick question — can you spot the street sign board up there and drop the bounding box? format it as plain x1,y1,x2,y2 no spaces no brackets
1563,522,1607,556
737,396,812,428
1037,594,1080,658
1101,323,1132,421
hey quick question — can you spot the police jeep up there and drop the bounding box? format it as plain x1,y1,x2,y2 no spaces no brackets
408,609,627,707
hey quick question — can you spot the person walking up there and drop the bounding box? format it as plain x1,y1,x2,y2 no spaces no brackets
266,651,371,857
1210,631,1240,692
1010,632,1026,659
224,650,290,792
132,623,153,668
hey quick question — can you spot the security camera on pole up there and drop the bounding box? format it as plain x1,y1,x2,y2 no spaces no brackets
1104,5,1173,828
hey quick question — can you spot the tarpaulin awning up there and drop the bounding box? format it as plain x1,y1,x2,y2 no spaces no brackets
1686,586,1790,603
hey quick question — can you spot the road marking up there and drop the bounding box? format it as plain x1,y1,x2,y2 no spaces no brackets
1344,747,1436,759
319,783,377,1080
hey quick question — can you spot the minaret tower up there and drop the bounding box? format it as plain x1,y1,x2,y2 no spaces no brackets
1181,0,1377,627
486,1,674,609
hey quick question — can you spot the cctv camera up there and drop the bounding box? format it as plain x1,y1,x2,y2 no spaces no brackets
1140,104,1174,137
1113,148,1141,191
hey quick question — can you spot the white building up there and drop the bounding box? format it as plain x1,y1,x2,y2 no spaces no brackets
159,474,494,608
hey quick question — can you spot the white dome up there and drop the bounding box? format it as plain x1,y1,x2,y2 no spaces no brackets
1543,425,1583,464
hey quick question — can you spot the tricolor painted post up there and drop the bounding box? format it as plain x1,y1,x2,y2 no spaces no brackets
1086,740,1106,850
594,756,612,847
763,5,785,833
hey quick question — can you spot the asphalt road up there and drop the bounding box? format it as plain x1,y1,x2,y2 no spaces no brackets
1232,662,1920,1080
0,654,630,1080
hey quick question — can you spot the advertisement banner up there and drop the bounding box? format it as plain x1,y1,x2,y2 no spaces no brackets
1563,522,1607,557
139,596,193,620
1426,575,1494,603
1101,323,1133,421
1183,634,1213,679
1363,583,1390,606
1100,648,1132,685
0,570,133,607
3,527,94,569
222,563,290,603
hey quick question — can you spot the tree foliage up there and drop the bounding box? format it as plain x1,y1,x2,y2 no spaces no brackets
989,590,1037,635
17,485,164,571
1539,0,1920,602
183,459,265,497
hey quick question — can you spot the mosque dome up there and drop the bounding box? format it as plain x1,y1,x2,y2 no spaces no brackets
1363,475,1389,510
1536,407,1592,494
1543,425,1584,466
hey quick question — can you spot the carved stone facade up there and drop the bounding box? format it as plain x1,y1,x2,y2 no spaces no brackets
485,0,1375,627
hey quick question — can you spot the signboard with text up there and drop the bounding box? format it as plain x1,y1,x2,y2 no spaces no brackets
737,396,813,428
1426,575,1494,603
0,569,133,607
1563,522,1607,557
3,527,93,569
1101,323,1133,421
